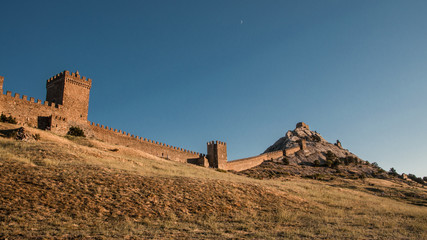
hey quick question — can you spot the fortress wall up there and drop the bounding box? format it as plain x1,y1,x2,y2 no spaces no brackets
89,122,204,163
284,146,300,156
0,92,69,133
224,150,283,172
266,150,285,159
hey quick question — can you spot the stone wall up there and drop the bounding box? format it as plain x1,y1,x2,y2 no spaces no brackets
46,70,92,122
0,76,4,94
224,150,283,172
89,122,206,164
0,92,70,134
207,141,227,169
284,146,300,156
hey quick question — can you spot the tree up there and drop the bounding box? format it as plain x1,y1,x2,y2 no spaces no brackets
67,126,85,137
389,167,398,177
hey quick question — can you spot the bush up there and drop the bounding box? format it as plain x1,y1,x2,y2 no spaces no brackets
67,126,85,137
326,151,337,161
313,160,320,167
0,114,17,124
33,134,41,141
408,174,425,185
312,135,321,142
282,157,289,165
389,167,399,177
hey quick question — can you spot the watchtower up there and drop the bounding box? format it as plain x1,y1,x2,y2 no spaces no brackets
207,141,227,169
0,76,4,94
46,70,92,121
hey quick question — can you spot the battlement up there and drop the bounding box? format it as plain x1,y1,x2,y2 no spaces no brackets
3,90,61,108
207,140,227,146
90,121,205,157
46,70,92,89
1,70,287,172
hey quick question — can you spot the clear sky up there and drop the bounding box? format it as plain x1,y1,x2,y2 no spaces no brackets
1,0,426,177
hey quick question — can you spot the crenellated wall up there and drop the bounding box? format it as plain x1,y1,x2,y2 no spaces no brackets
207,141,227,169
0,90,70,133
46,70,92,122
89,122,206,164
0,70,284,172
223,150,283,172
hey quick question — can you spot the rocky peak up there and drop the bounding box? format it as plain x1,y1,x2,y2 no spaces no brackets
264,122,325,153
264,122,360,165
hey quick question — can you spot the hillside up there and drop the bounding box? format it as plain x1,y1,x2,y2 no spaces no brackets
0,122,426,239
238,123,391,180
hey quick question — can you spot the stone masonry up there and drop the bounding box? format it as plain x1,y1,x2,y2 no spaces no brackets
0,70,285,171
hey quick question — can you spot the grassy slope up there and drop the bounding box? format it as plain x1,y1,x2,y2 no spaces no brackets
0,123,426,239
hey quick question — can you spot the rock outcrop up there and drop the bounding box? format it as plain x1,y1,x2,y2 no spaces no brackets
264,122,361,165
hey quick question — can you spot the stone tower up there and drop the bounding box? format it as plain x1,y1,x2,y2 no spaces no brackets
0,76,4,94
46,70,92,121
207,141,227,169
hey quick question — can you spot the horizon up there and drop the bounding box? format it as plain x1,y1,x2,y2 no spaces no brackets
0,0,426,177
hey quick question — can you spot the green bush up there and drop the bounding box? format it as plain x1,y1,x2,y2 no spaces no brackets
389,167,399,177
67,126,85,137
408,174,425,185
0,114,17,124
313,160,320,167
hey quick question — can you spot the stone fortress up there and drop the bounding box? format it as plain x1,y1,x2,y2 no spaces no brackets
0,70,308,172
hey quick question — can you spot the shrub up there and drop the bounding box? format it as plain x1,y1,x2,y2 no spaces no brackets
313,160,320,167
408,174,425,185
282,157,289,165
33,134,41,141
0,114,17,124
326,151,337,161
312,135,321,142
389,167,399,177
67,126,85,137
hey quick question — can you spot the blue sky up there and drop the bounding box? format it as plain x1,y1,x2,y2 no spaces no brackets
1,0,426,177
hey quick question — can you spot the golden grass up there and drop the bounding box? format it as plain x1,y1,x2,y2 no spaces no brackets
0,123,426,239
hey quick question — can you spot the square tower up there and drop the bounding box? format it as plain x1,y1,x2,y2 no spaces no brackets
46,70,92,121
207,141,227,169
0,76,4,94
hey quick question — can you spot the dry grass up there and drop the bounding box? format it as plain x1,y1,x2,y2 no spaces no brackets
0,123,426,239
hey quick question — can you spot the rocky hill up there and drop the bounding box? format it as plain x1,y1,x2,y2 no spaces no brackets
240,122,384,179
265,122,361,164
